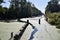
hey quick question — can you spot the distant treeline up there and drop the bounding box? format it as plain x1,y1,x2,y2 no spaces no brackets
45,0,60,13
0,0,43,20
45,0,60,29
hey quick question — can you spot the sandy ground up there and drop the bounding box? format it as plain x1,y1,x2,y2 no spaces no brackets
0,16,60,40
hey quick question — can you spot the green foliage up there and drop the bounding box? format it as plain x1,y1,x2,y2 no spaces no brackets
45,0,60,13
56,25,60,29
0,0,43,20
45,0,60,29
45,13,60,29
0,0,3,4
0,6,5,12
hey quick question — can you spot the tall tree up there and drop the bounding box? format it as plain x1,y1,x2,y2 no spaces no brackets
45,0,59,13
0,0,3,4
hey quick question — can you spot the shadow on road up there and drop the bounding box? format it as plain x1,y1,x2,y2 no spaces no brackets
29,26,38,40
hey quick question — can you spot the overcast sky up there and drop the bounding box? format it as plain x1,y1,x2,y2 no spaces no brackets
1,0,50,13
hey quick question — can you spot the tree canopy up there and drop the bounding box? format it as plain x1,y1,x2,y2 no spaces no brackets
0,0,43,20
0,0,3,4
45,0,60,13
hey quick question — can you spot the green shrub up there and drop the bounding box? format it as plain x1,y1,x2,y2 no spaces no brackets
45,12,60,29
56,25,60,29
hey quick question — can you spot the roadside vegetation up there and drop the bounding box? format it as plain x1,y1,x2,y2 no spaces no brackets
0,0,43,20
45,13,60,29
45,0,60,29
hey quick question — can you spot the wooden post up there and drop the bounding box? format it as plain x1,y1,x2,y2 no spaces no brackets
27,20,29,24
9,32,13,40
39,19,40,24
11,32,13,38
14,20,29,40
0,38,1,40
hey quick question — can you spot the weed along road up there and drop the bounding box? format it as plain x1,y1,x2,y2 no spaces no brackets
0,16,60,40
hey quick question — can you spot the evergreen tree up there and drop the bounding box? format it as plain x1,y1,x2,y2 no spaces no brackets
0,0,3,4
45,0,60,13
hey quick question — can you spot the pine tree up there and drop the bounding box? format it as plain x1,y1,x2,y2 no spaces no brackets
0,0,3,4
45,0,59,13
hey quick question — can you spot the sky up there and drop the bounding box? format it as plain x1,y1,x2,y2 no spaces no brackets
1,0,50,13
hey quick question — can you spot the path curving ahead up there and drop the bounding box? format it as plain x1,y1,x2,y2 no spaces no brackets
20,16,60,40
0,16,60,40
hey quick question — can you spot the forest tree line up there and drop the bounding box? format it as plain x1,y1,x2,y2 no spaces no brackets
0,0,43,20
45,0,60,29
45,0,60,13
